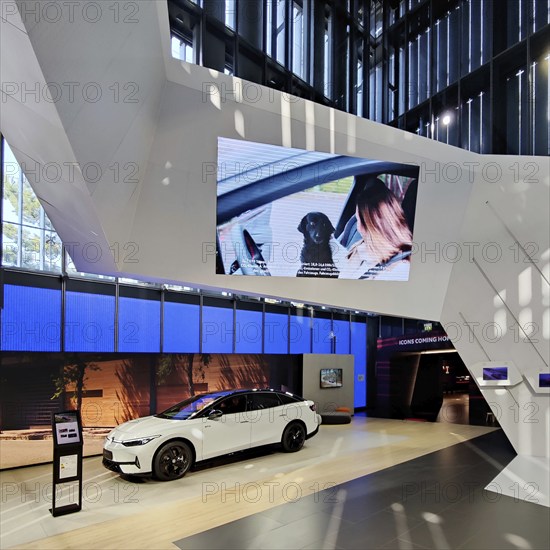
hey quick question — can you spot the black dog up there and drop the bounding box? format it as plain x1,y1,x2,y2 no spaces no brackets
296,212,339,278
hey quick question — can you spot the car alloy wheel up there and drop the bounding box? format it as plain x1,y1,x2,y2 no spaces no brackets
282,422,305,452
154,441,192,481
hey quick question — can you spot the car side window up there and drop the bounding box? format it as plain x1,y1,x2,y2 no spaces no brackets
278,394,301,405
248,393,282,411
218,395,247,415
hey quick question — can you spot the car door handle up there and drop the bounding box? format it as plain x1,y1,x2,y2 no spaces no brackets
240,421,249,423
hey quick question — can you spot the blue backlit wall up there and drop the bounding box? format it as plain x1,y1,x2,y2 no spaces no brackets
264,307,288,354
0,273,369,407
333,317,351,354
235,304,263,353
65,288,115,352
118,289,161,353
312,314,332,354
202,298,233,353
1,282,61,351
351,319,367,408
290,312,310,354
164,298,200,353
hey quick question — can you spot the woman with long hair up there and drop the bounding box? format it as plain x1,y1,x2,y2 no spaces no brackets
345,179,412,280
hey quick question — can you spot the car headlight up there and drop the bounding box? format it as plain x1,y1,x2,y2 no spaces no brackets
118,435,161,447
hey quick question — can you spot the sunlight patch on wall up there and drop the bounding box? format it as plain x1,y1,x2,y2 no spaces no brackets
329,108,335,153
518,266,532,307
494,289,506,307
235,110,245,137
305,101,315,151
347,115,356,154
281,94,292,147
494,308,507,337
518,308,532,333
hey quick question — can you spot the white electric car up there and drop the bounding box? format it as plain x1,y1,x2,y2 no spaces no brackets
103,389,321,481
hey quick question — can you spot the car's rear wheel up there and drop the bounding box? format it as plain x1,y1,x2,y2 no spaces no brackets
153,441,193,481
281,422,306,452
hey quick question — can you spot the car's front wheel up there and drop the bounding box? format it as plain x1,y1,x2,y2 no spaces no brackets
153,441,193,481
281,422,306,452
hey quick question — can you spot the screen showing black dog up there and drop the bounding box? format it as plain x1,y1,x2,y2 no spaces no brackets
296,212,340,278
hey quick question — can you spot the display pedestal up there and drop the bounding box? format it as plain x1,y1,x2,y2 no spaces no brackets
50,410,83,517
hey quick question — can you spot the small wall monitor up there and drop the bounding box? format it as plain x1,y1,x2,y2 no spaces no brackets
320,368,343,388
539,373,550,388
482,366,508,381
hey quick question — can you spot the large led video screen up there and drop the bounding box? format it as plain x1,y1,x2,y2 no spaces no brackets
216,137,419,281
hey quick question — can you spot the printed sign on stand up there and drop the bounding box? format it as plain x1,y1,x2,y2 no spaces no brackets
50,410,83,517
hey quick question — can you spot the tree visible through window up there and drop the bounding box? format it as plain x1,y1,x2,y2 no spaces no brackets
2,141,62,272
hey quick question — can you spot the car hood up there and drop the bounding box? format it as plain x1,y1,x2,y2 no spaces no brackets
109,416,179,440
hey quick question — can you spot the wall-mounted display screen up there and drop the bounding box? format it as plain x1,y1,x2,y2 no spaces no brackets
216,137,419,281
539,373,550,388
320,368,343,388
482,366,508,381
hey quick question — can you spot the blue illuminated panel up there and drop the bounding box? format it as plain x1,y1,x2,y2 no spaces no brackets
351,320,367,408
334,319,350,354
290,314,310,354
235,308,262,353
1,284,61,351
264,312,288,354
65,291,115,352
164,302,200,353
312,317,332,354
118,297,160,352
202,306,233,353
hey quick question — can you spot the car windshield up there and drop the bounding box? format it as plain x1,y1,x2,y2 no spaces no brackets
155,391,233,420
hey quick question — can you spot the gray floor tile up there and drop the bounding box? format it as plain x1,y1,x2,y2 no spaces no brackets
174,514,284,549
173,431,549,550
246,511,353,549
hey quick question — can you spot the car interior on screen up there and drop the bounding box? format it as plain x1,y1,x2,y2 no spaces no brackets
216,137,419,281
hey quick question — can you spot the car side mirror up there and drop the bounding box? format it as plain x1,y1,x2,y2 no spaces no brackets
208,409,223,421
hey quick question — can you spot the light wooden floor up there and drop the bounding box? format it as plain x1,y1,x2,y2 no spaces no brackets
0,418,496,549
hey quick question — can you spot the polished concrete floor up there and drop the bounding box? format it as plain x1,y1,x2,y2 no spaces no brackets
174,430,550,550
436,393,469,425
2,418,546,549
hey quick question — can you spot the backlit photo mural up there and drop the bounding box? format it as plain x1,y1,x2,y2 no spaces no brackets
0,352,303,469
